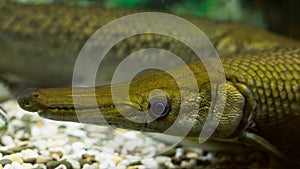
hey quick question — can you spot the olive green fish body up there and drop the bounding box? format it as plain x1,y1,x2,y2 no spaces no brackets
0,4,127,85
18,47,300,164
222,48,300,160
1,3,300,85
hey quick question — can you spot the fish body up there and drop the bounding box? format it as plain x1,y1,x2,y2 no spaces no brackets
18,47,300,166
1,3,299,85
1,2,299,167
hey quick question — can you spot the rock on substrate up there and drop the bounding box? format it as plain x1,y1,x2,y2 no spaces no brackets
0,100,207,169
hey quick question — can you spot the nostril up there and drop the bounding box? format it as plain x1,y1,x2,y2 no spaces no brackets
23,101,32,108
32,91,40,98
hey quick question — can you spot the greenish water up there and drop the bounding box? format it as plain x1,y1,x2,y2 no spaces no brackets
6,0,267,29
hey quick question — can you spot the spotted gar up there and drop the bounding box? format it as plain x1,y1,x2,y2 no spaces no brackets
1,2,299,167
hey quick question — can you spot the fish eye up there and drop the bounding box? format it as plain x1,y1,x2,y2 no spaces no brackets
149,99,170,118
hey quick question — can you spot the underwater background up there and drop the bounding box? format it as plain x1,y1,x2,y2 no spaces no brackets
6,0,300,40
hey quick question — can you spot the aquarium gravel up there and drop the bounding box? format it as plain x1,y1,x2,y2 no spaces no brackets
0,100,211,169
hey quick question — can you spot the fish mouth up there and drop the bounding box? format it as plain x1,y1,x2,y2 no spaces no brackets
35,102,149,131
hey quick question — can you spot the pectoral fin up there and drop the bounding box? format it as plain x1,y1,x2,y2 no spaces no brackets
241,132,288,163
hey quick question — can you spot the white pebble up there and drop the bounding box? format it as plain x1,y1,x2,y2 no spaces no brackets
48,147,62,152
155,142,166,151
66,128,86,138
141,146,156,157
164,160,177,168
137,166,146,169
88,133,107,140
85,149,99,156
14,130,25,139
54,164,67,169
155,156,171,165
67,159,80,169
22,163,34,169
186,152,198,159
117,159,130,166
82,163,100,169
36,155,52,163
175,148,184,158
46,140,60,149
82,164,90,169
124,156,141,163
72,142,85,152
90,163,99,169
122,131,138,139
71,149,87,159
107,137,123,150
33,164,47,169
11,162,23,169
120,148,128,155
8,154,23,163
31,125,42,136
116,164,126,169
1,135,15,147
53,136,69,146
143,138,155,147
99,160,116,169
141,158,159,169
51,153,61,161
3,164,13,169
82,138,95,148
180,161,190,168
63,145,73,155
123,141,138,152
199,152,214,161
39,150,50,156
189,159,197,168
21,149,39,159
33,140,47,150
